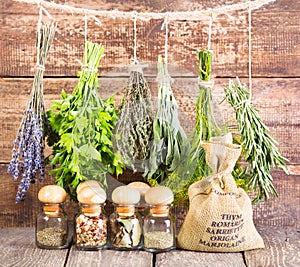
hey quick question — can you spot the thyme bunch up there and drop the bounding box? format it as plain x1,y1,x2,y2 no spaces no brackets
8,23,56,202
145,56,187,185
225,79,288,203
115,63,153,172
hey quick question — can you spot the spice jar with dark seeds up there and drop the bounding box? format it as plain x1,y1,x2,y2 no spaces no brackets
109,186,142,250
143,186,176,252
75,181,108,250
36,185,69,249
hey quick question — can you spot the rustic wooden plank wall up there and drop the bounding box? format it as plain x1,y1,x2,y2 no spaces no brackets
0,0,299,228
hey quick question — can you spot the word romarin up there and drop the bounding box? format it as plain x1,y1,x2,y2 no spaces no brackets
199,213,246,248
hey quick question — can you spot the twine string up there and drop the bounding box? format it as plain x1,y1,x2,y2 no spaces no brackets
207,8,214,51
133,12,138,63
14,0,276,21
84,14,88,43
164,13,169,64
248,2,252,99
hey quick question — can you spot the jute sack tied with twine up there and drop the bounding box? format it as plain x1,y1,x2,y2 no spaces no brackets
177,133,264,252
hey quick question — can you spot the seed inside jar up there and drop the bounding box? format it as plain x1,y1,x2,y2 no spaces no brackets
76,214,107,247
36,227,67,247
144,231,174,249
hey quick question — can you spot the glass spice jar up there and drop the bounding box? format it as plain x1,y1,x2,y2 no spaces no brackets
75,182,108,250
143,186,176,252
36,185,69,249
109,186,142,250
75,203,107,250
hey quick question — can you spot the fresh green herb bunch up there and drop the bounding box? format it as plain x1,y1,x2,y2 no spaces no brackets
8,23,56,202
46,42,124,200
198,49,212,81
224,79,288,203
115,63,153,172
145,56,187,185
165,50,223,206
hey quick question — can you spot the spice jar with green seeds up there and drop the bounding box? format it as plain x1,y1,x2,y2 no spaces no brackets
36,185,69,249
143,186,175,252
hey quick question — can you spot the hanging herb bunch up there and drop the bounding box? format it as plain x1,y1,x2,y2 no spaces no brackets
165,50,224,206
145,56,187,185
7,23,56,202
46,41,124,200
115,62,153,172
224,79,288,203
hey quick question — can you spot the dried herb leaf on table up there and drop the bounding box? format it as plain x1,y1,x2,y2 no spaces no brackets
145,56,187,185
46,42,124,200
115,63,153,172
224,79,288,203
165,50,224,206
7,23,56,202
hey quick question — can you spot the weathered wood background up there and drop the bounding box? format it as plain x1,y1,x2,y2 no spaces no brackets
0,0,299,228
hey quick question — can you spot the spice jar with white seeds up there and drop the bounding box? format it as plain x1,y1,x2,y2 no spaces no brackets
143,186,176,252
75,182,108,250
36,185,70,249
109,186,142,250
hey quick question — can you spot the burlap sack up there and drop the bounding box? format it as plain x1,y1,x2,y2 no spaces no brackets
177,134,264,252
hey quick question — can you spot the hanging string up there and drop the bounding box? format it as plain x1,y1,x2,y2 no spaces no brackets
35,4,52,71
207,9,214,51
84,14,88,44
163,13,169,64
15,0,276,21
133,12,138,63
248,1,252,98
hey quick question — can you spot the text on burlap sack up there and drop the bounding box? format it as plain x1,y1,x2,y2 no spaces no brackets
199,213,246,248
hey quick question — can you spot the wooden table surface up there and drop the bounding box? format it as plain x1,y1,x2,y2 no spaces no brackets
0,226,299,267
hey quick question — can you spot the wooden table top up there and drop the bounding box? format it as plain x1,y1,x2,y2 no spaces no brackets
0,226,299,267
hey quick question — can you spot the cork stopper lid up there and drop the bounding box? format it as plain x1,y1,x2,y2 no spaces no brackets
76,180,103,195
112,186,140,205
127,182,150,200
38,185,67,204
77,186,106,204
145,186,174,205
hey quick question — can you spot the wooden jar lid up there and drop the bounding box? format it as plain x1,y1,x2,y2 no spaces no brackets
127,182,150,199
76,180,102,195
38,185,67,204
145,186,174,205
112,186,140,205
77,186,106,204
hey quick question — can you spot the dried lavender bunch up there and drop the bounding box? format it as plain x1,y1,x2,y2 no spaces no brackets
8,23,56,202
115,63,153,172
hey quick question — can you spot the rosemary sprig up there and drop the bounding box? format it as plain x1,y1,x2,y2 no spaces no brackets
8,23,56,202
145,56,187,185
115,63,153,172
224,79,289,203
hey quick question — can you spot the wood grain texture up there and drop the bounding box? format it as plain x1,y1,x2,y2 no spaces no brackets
0,227,68,267
0,0,299,77
244,226,300,267
155,250,246,267
66,247,153,267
